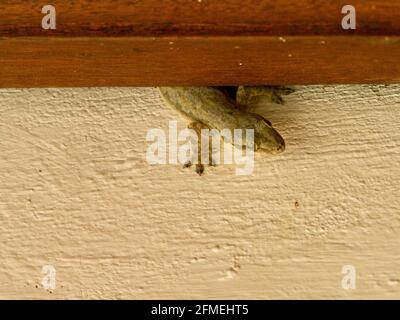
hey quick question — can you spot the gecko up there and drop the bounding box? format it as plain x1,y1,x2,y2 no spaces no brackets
158,86,294,175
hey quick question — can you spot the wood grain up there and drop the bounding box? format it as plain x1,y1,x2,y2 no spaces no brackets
1,36,400,87
1,1,400,86
1,0,399,36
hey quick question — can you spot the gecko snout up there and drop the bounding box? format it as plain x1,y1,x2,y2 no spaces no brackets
257,127,286,155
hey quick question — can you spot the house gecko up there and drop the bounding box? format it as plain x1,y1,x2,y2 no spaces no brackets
158,86,294,175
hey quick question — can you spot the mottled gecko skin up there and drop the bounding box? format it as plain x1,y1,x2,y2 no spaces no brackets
158,86,286,154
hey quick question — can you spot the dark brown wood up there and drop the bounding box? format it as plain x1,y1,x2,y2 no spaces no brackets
1,36,400,87
1,0,400,36
1,1,400,86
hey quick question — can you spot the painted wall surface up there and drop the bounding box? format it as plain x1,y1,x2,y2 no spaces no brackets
0,85,399,299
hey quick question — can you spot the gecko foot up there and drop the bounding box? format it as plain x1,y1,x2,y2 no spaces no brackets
187,121,212,176
237,86,295,107
196,164,205,176
183,161,193,168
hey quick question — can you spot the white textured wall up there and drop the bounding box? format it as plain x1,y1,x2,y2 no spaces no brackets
0,85,400,299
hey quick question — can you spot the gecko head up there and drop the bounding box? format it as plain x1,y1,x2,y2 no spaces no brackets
254,118,285,155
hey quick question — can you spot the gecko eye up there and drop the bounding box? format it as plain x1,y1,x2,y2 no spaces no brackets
263,119,272,127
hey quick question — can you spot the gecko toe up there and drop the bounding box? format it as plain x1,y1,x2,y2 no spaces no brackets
196,164,205,175
209,160,217,167
183,161,193,168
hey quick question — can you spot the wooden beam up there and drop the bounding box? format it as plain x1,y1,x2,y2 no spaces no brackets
1,0,399,36
1,1,400,87
2,36,399,87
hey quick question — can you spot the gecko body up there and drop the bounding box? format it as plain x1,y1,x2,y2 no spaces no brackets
158,86,292,174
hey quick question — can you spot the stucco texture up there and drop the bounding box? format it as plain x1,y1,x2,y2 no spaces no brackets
0,85,399,299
